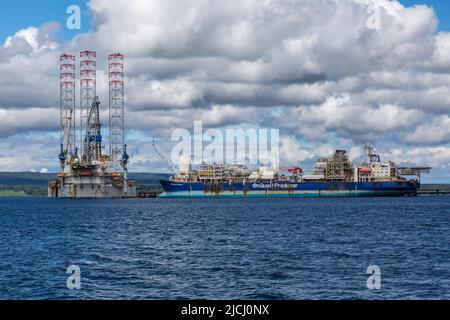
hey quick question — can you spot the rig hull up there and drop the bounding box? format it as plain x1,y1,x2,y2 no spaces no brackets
48,175,136,199
159,180,418,198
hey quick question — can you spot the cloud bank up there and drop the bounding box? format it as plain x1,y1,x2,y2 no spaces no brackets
1,0,450,181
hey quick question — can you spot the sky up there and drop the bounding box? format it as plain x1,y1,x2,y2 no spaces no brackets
0,1,91,43
400,0,450,31
0,0,450,183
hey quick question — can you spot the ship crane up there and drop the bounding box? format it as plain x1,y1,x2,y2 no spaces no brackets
152,140,177,175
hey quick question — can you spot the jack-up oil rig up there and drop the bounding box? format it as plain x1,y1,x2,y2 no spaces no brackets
48,51,136,198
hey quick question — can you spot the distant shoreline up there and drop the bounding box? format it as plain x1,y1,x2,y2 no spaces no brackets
0,172,168,196
0,191,28,197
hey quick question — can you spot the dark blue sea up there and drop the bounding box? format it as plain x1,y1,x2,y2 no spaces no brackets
0,196,448,300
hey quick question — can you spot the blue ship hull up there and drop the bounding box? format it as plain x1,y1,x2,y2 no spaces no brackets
159,180,418,198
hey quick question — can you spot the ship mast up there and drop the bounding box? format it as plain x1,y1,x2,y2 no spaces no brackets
363,143,374,164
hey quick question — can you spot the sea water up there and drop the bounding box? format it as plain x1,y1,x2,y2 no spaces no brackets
0,196,448,299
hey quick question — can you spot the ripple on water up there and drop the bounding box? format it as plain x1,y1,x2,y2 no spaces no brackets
0,196,449,299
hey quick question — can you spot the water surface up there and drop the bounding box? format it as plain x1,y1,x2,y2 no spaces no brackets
0,196,448,299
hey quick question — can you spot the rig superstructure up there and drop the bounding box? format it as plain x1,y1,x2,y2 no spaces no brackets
48,51,136,198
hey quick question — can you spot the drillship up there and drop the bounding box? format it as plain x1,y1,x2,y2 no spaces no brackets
159,144,431,198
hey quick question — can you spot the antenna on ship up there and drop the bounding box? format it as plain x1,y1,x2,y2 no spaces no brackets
363,143,374,164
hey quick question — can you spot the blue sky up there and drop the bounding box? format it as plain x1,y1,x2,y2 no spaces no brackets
0,0,91,43
0,0,449,44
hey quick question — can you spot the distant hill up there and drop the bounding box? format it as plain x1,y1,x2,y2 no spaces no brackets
0,172,170,187
129,172,171,186
0,172,55,186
